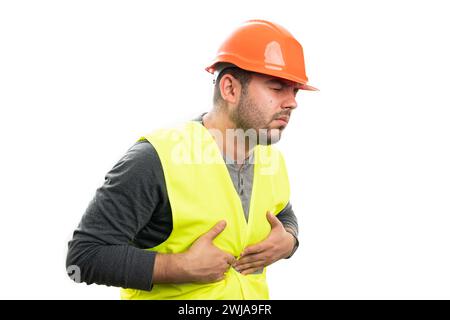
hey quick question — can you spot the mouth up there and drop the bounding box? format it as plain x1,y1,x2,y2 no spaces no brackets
274,116,289,126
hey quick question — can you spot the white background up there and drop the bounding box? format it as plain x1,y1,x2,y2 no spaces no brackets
1,0,449,299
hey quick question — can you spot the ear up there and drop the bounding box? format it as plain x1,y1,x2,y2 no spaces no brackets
219,74,242,105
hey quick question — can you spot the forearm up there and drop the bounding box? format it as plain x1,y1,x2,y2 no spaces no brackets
66,239,156,290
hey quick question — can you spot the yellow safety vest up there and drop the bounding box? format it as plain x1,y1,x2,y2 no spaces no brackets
121,121,290,299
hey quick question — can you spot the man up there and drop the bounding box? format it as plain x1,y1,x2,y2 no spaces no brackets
66,19,317,299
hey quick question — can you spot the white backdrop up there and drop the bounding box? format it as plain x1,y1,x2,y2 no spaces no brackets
1,0,449,299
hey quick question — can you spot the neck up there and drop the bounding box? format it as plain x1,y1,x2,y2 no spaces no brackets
202,109,253,165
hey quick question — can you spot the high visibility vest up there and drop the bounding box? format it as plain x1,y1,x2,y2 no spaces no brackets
121,121,290,299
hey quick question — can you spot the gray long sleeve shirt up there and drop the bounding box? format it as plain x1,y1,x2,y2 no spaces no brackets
66,115,299,291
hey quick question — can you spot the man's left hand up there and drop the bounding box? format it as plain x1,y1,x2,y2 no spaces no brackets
233,211,296,275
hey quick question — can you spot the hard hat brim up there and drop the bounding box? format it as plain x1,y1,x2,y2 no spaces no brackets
296,83,319,91
206,63,319,91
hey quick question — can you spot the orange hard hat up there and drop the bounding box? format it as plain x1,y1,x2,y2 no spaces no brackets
206,19,318,91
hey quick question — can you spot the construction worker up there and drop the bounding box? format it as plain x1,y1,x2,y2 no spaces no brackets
66,19,317,300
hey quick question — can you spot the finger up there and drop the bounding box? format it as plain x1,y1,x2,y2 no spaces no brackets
241,243,266,257
266,211,282,229
203,220,227,241
226,254,236,266
235,260,266,273
234,252,266,266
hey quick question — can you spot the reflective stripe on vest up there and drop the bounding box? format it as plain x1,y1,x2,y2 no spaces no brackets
121,121,290,300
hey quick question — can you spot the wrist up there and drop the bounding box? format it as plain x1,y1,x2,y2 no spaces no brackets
153,252,189,284
153,253,169,283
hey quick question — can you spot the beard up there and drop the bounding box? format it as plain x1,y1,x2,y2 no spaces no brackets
229,92,282,146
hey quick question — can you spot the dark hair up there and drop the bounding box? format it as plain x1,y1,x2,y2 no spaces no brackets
213,66,253,106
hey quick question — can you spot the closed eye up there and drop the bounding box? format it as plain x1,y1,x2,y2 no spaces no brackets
267,79,298,96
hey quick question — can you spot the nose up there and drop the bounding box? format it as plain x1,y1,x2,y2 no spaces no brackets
282,90,298,110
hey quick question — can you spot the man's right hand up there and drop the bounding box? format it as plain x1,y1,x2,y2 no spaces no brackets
153,220,236,284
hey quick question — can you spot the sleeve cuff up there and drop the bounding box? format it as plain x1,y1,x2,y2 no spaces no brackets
285,230,299,259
